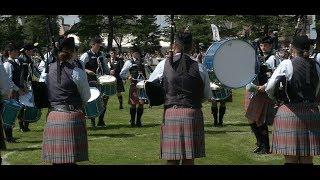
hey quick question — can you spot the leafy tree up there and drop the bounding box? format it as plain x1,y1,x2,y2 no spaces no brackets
131,15,161,54
0,15,24,50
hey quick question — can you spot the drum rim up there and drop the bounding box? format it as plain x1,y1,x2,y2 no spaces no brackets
205,39,258,89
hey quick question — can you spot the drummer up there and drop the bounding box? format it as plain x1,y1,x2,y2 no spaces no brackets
3,43,26,143
17,43,40,132
0,57,10,164
80,36,110,128
120,45,146,127
108,48,125,109
244,35,277,154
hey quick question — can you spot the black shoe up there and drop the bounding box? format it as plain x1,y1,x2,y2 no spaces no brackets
7,137,17,143
217,122,223,127
136,122,142,127
256,148,270,154
213,122,218,127
119,105,124,109
25,127,31,132
97,123,106,127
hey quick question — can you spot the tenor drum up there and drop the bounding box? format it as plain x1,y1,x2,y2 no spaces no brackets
84,87,105,118
136,80,148,102
204,39,257,88
19,92,42,123
210,82,231,101
1,99,23,127
98,75,117,96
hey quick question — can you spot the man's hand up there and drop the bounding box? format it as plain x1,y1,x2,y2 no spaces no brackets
110,70,115,75
257,85,266,92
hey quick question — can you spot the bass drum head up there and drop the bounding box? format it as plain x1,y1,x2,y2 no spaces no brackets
98,75,116,85
88,87,101,102
136,80,145,89
19,91,35,107
204,39,257,88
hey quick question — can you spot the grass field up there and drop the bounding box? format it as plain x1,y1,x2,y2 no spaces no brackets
2,85,320,165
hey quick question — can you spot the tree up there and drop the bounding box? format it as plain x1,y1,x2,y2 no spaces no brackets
0,15,24,50
131,15,161,54
77,15,105,51
22,15,60,49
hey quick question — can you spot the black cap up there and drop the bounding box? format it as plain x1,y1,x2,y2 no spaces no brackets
175,29,192,45
5,43,19,51
291,35,311,51
21,43,36,51
58,37,75,51
260,35,273,44
130,45,141,54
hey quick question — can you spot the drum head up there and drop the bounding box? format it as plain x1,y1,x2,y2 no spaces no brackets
205,39,257,88
136,81,145,89
98,75,116,85
19,92,35,107
210,82,221,90
88,87,101,102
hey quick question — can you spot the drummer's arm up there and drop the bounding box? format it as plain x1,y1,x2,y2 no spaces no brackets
147,59,165,82
198,63,213,102
120,60,131,80
79,53,95,75
3,62,19,92
265,60,292,99
0,62,10,97
72,67,91,104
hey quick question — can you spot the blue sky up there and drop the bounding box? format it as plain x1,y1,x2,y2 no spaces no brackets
61,15,169,29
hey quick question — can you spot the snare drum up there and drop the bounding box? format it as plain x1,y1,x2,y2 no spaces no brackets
1,99,23,127
98,75,117,96
136,80,149,102
19,92,42,123
204,39,257,88
84,87,105,118
210,82,231,101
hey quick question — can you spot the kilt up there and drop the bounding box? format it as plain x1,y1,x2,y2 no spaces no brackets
160,108,205,160
116,78,125,93
244,91,276,126
42,111,88,164
128,81,140,105
272,103,320,156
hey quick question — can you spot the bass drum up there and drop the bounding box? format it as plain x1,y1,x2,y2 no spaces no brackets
204,39,258,88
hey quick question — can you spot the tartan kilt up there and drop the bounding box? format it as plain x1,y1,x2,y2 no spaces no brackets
160,108,205,160
272,103,320,156
128,82,140,105
42,111,89,164
244,91,275,126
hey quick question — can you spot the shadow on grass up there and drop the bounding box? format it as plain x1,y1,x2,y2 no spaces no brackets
204,122,249,128
87,123,160,131
20,140,43,144
4,147,41,152
88,133,135,138
205,129,249,135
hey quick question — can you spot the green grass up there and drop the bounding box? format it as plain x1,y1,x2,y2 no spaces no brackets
2,85,320,165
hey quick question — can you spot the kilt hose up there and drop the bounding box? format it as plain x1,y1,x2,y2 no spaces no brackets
272,103,320,156
160,108,205,160
42,111,88,164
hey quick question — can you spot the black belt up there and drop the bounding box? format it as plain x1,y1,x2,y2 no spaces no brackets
49,104,83,112
164,105,196,109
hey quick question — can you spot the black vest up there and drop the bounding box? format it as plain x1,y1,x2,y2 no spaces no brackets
110,57,124,79
85,50,102,73
129,59,146,80
257,53,274,85
163,54,204,109
8,60,23,89
47,62,82,106
287,57,319,103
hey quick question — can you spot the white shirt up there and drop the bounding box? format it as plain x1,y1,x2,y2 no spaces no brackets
265,55,320,99
38,52,53,73
41,63,91,104
147,53,212,102
3,57,20,91
265,54,281,70
0,60,10,96
79,50,109,74
119,58,140,80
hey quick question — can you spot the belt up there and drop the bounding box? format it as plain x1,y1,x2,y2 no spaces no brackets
49,104,83,112
164,105,195,109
